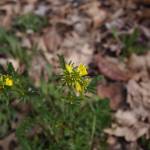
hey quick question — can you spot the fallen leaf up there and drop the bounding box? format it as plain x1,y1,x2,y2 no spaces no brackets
80,1,107,29
127,75,150,120
105,121,149,141
138,8,150,19
61,32,94,66
95,54,131,81
128,53,147,72
128,52,150,72
0,2,20,28
0,5,13,28
97,83,125,110
115,110,138,126
106,54,150,141
43,27,62,52
135,0,150,5
0,132,18,150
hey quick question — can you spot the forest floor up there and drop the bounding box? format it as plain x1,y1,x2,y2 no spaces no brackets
0,0,150,149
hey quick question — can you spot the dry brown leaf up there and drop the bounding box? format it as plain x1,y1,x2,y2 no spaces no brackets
43,27,62,52
97,83,125,110
95,54,131,81
105,109,150,141
23,4,35,14
80,1,107,29
138,8,150,19
29,55,48,86
115,110,138,126
0,2,20,28
146,52,150,70
128,54,147,72
127,75,150,120
21,37,32,49
25,0,38,4
61,32,94,66
128,52,150,72
0,5,12,28
35,4,49,16
135,0,150,5
0,132,18,150
127,63,150,123
65,43,93,66
106,53,150,141
105,122,149,142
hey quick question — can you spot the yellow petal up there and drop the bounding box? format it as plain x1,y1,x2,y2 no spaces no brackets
65,64,73,73
75,82,82,92
5,78,13,86
77,64,88,76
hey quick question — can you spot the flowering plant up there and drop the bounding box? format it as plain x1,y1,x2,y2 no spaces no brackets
62,63,90,94
0,58,111,150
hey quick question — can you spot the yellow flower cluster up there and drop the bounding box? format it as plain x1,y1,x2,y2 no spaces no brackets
77,64,88,76
65,64,73,73
5,77,13,86
64,63,90,94
0,75,13,88
66,64,88,76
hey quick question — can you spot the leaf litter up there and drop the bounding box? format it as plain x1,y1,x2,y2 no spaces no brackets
0,0,149,149
105,52,150,142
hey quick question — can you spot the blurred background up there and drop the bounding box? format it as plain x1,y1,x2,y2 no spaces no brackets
0,0,150,149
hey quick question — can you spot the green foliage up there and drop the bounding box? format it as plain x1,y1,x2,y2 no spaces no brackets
17,97,111,150
0,105,16,138
0,27,20,55
87,75,103,93
0,64,36,104
139,136,150,150
121,28,148,56
0,60,112,150
112,27,149,57
0,64,38,141
58,55,66,70
0,27,32,65
13,13,48,32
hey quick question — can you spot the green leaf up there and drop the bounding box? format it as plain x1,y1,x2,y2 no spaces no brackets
7,63,16,76
87,75,103,93
13,13,48,32
58,54,66,70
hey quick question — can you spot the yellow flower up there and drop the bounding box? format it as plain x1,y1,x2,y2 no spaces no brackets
77,64,88,76
75,82,82,92
63,63,90,96
5,77,13,86
65,64,73,73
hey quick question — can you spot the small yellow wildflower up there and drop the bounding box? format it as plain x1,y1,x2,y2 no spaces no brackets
75,82,82,92
63,63,90,96
65,64,73,73
5,77,13,86
77,64,88,76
